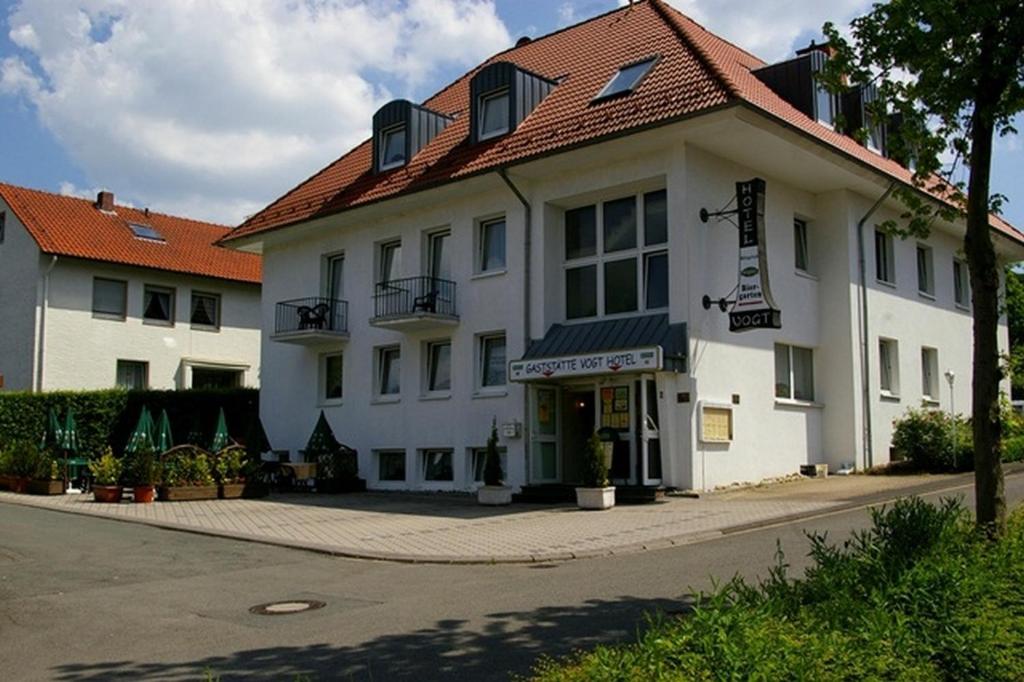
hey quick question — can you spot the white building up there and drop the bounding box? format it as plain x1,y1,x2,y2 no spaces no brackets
0,184,262,392
224,0,1023,494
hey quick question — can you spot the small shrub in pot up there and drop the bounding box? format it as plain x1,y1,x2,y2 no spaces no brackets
88,449,123,503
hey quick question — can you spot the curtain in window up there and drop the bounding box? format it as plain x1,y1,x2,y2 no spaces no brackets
191,295,218,326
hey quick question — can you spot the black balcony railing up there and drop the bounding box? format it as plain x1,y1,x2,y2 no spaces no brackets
275,297,348,335
373,276,457,320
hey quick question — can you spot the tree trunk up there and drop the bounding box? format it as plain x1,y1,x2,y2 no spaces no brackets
965,83,1006,538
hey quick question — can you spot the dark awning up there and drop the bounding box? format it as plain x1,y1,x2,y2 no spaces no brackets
510,314,687,382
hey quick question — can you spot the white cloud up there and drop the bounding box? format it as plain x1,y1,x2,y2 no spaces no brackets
2,1,511,224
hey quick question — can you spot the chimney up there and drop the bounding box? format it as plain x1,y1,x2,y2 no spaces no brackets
515,36,532,47
95,191,115,212
795,39,834,58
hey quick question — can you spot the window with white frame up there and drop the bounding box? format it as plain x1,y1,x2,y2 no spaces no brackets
953,258,970,307
774,343,814,401
376,346,401,396
422,449,454,481
322,352,343,402
478,216,506,272
879,338,900,396
324,253,345,301
471,447,507,483
479,333,506,388
564,190,668,319
116,360,148,390
875,229,895,284
92,277,127,319
379,124,406,170
143,285,174,325
794,218,810,273
425,340,452,393
377,450,406,482
378,240,402,284
478,88,510,140
921,347,939,401
916,244,934,296
190,292,220,329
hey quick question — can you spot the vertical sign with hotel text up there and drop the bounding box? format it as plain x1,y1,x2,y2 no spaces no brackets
729,178,781,332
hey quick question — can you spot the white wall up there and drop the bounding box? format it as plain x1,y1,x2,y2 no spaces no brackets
0,202,42,391
42,259,261,390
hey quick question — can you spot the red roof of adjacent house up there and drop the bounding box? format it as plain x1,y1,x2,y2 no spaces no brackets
226,0,1021,246
0,183,261,284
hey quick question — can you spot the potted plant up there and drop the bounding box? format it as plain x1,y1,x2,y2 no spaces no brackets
129,446,160,503
214,445,267,498
0,447,12,490
88,449,123,503
575,431,615,510
157,446,218,501
477,420,512,506
28,449,66,495
6,441,39,493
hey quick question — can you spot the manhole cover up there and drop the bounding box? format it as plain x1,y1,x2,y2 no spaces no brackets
249,600,326,616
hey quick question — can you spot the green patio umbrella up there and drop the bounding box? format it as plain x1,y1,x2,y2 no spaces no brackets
305,410,340,456
210,408,231,453
155,409,174,453
125,406,156,455
40,406,64,452
244,415,272,461
61,407,80,454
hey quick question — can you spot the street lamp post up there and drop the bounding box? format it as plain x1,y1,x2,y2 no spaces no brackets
945,370,956,469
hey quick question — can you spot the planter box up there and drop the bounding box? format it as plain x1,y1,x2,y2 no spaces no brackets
28,479,65,495
92,485,123,503
6,477,29,494
218,481,269,499
575,486,616,510
157,485,218,502
477,485,514,506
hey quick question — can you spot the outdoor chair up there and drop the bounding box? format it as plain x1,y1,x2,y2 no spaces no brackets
412,290,438,313
296,302,330,330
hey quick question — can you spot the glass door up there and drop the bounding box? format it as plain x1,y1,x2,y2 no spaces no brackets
639,376,662,485
530,386,560,483
600,381,636,485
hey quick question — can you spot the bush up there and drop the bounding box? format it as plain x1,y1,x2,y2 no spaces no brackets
1002,435,1024,463
580,431,608,488
531,498,1024,681
126,448,161,486
88,449,123,485
483,419,504,486
162,447,215,487
891,408,973,471
6,441,42,479
214,446,245,484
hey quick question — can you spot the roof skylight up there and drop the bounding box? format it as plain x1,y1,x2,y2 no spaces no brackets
129,223,164,242
595,58,657,100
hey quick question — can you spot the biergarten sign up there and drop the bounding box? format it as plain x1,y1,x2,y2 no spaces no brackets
509,347,662,382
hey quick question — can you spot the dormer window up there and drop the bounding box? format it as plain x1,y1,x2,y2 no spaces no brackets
379,124,407,170
753,48,838,129
595,57,657,100
129,223,164,242
478,88,510,140
814,80,835,128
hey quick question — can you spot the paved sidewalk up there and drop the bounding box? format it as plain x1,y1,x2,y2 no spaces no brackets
0,470,999,563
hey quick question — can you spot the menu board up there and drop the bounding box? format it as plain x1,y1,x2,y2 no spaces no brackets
600,386,630,430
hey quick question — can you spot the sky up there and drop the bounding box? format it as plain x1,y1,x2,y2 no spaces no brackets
0,0,1021,229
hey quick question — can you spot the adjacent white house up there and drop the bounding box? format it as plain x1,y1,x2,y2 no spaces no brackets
0,184,263,392
223,0,1024,494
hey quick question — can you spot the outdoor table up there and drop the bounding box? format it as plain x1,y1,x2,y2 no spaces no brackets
279,462,317,480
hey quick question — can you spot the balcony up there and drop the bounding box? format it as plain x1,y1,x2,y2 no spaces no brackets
271,297,349,346
371,276,459,331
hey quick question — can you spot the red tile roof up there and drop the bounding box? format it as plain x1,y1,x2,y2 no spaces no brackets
225,0,1022,247
0,183,261,284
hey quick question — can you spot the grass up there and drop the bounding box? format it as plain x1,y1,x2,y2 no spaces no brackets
529,497,1024,681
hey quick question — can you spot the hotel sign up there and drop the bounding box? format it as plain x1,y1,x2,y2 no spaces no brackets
729,178,781,332
509,347,663,382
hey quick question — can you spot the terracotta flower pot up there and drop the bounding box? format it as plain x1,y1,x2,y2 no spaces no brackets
92,485,123,503
133,485,156,503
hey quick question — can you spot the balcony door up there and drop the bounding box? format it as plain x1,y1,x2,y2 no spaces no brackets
326,254,344,301
428,231,451,281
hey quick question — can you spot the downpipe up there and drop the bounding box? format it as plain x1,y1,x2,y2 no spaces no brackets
35,255,58,392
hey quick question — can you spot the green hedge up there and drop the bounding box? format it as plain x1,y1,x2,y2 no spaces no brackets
0,389,259,458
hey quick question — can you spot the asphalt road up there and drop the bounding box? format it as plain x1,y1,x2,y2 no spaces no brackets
1,472,1021,682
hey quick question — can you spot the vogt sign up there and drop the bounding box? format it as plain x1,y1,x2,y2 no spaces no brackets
509,347,662,382
729,178,781,332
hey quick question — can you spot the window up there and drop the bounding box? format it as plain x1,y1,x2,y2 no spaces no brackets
471,447,507,482
879,338,899,396
143,285,174,324
422,449,454,481
916,245,934,296
478,217,506,272
325,254,345,301
595,58,657,100
478,89,510,139
427,230,451,281
426,340,452,393
378,240,402,283
379,125,406,170
794,218,810,273
564,191,669,319
92,278,127,319
0,211,5,244
875,229,895,284
129,223,164,242
921,347,939,401
814,83,835,126
116,360,148,390
954,259,970,307
376,346,401,396
377,451,406,482
190,292,220,329
191,368,243,389
774,343,814,401
323,353,343,402
480,333,506,388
